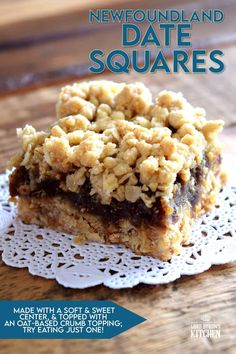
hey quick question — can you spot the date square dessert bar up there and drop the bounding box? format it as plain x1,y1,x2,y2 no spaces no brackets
9,81,225,260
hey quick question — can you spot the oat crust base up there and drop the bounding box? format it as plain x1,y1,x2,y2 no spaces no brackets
17,169,220,261
18,195,190,261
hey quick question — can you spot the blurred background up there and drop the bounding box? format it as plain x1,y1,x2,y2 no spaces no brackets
0,0,235,93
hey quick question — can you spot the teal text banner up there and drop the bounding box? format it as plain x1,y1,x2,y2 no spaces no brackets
0,300,145,339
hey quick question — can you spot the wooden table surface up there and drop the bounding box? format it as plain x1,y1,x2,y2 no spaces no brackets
0,1,236,354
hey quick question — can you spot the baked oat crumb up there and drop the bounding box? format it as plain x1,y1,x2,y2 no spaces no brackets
11,80,224,207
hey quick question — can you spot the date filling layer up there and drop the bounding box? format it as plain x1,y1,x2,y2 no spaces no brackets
10,157,212,228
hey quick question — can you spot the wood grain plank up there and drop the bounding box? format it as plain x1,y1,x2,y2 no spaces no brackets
0,0,133,27
0,0,235,93
0,263,235,354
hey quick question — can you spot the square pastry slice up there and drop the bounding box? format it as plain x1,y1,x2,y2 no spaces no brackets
9,81,226,260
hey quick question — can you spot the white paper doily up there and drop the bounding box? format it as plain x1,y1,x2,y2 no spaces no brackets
0,171,236,289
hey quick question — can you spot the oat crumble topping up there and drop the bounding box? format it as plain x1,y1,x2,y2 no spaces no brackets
10,80,224,206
